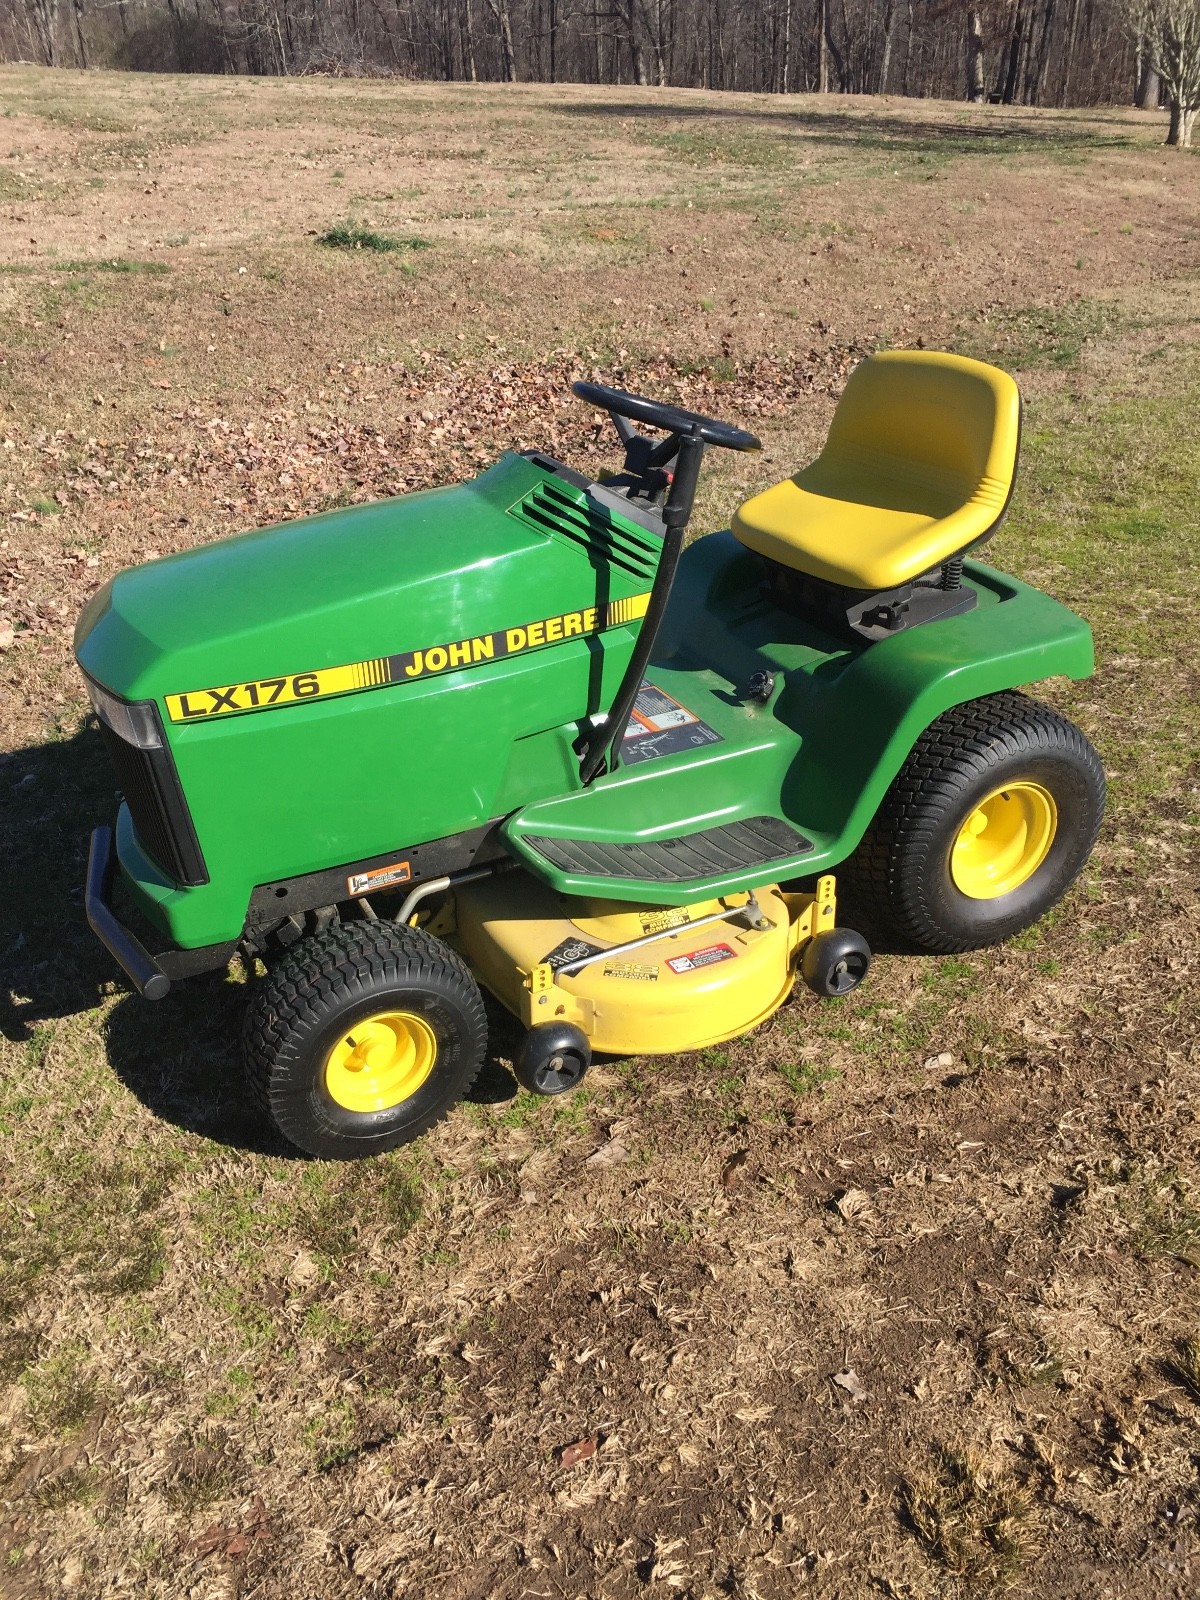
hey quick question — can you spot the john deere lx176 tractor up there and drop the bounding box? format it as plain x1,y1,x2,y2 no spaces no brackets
77,351,1105,1158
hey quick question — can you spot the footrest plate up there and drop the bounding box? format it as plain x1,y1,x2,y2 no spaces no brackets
523,815,813,884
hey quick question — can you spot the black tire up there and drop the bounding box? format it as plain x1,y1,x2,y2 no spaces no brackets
842,691,1105,954
801,928,872,997
242,921,487,1160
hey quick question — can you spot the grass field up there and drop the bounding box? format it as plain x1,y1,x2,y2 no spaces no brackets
1,66,1199,1600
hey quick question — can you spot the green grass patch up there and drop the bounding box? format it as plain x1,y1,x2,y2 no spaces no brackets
1115,1161,1200,1260
22,1341,104,1435
0,257,170,277
318,221,431,254
638,127,789,170
776,1060,839,1096
958,298,1129,370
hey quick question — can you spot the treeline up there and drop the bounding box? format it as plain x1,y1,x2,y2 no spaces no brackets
0,0,1155,108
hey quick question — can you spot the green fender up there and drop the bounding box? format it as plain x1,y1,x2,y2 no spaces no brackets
503,531,1095,903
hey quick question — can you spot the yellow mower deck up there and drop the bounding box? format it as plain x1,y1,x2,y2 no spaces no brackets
453,869,838,1056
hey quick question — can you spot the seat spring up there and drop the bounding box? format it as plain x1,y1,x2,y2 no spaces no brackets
940,556,964,591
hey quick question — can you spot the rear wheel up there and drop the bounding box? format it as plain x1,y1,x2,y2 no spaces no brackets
842,692,1105,953
243,920,487,1159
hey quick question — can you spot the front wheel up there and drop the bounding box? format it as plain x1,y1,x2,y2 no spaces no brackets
842,691,1105,954
242,920,487,1159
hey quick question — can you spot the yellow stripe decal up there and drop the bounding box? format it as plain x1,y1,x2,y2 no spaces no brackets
163,592,651,723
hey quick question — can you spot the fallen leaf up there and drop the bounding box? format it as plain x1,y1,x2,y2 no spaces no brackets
923,1051,955,1070
586,1138,628,1168
832,1368,869,1403
288,1248,319,1287
189,1523,231,1558
557,1435,598,1467
0,625,14,650
835,1187,872,1220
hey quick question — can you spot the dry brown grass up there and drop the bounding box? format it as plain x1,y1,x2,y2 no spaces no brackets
1,66,1199,1600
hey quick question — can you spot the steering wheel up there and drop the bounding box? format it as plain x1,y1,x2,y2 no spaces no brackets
572,381,761,453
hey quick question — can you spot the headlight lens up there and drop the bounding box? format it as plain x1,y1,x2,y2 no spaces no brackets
85,678,163,750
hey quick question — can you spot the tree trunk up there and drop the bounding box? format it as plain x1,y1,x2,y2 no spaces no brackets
825,0,848,90
72,0,88,66
1026,0,1058,104
1002,0,1025,103
625,0,647,83
484,0,518,80
1137,55,1160,109
780,0,791,92
30,0,59,64
818,0,829,91
1060,0,1081,106
464,0,477,80
966,8,986,101
1167,100,1196,147
879,0,896,92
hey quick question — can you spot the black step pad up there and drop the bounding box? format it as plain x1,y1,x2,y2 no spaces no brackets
525,815,813,883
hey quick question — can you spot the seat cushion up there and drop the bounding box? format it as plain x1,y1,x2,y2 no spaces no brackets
732,351,1020,591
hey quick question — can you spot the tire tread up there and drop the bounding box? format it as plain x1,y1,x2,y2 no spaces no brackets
242,920,487,1155
841,691,1104,953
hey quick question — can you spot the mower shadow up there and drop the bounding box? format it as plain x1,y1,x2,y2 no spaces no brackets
0,717,121,1044
101,978,526,1162
0,715,524,1152
103,979,291,1156
104,983,523,1156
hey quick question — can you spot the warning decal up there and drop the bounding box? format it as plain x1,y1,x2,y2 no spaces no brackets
620,681,723,767
347,860,412,896
666,943,738,974
164,591,651,723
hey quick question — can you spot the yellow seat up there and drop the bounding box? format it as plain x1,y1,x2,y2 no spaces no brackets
731,351,1021,592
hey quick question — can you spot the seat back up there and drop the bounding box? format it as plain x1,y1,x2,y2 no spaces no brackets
817,350,1021,523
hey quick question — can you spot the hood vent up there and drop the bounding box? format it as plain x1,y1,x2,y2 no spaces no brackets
509,480,661,584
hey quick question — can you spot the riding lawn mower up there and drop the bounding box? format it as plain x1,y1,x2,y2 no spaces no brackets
77,350,1106,1158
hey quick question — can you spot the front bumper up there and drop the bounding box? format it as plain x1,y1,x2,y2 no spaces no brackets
85,826,238,1000
86,825,172,999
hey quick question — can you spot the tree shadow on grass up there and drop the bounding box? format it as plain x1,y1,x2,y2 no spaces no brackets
548,96,1140,156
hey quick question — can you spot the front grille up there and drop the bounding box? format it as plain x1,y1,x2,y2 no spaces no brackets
99,723,208,886
509,480,661,584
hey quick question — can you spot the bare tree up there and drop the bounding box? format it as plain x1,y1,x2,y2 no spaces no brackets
483,0,517,77
0,0,1142,104
1126,0,1200,141
1153,0,1200,141
966,4,986,98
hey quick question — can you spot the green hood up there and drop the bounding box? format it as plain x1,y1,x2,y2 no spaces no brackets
74,454,566,702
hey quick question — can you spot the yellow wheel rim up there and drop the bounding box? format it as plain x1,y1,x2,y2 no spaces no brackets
323,1010,437,1113
950,781,1057,900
